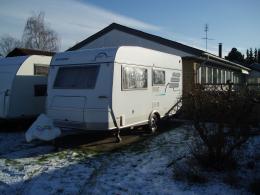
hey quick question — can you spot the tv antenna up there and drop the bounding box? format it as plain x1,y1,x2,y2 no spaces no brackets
202,24,214,51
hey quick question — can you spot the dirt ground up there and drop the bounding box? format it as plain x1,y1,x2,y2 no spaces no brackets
0,118,183,153
52,120,184,153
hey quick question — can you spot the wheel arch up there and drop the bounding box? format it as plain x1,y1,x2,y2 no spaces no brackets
148,110,161,121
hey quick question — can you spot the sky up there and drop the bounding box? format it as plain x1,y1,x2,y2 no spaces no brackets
0,0,259,56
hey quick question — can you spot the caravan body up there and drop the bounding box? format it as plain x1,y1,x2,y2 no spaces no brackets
47,46,182,131
0,55,51,119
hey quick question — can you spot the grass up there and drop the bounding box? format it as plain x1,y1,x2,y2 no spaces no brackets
37,155,50,163
27,169,41,179
34,147,99,165
4,159,21,166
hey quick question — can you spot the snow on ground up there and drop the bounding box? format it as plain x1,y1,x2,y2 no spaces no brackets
0,124,259,194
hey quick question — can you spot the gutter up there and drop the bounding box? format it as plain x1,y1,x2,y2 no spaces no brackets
203,53,250,73
184,54,250,75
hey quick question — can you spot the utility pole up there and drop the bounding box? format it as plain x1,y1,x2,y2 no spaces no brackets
202,24,214,51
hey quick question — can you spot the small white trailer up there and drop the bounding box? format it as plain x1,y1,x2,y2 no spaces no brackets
0,55,51,119
46,46,182,141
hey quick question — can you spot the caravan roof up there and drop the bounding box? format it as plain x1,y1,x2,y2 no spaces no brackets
0,56,28,72
0,56,29,90
52,46,181,69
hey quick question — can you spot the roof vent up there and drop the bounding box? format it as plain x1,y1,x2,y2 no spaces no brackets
95,52,108,61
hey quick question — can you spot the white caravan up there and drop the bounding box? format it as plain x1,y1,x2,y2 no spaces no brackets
0,55,51,119
47,46,182,139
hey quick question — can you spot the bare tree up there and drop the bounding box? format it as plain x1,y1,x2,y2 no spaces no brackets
0,35,22,56
22,12,60,52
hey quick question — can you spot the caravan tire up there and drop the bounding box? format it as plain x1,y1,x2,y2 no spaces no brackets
149,113,159,134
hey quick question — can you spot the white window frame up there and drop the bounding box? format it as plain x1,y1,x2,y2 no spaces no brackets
152,69,166,86
121,65,148,91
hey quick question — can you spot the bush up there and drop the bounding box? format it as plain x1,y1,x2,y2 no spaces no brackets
183,85,260,170
250,179,260,194
172,158,208,184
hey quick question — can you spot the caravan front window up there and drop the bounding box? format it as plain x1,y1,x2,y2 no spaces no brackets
122,66,148,90
54,65,100,89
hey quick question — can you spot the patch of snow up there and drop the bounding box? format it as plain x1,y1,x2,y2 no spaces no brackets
0,124,259,194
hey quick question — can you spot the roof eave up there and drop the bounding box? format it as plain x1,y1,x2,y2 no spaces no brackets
183,55,250,74
203,53,250,71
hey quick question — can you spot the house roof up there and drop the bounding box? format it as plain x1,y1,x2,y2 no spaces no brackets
67,23,206,56
248,63,260,72
6,48,55,57
67,23,250,71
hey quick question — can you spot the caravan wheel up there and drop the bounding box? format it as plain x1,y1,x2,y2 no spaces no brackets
149,113,159,133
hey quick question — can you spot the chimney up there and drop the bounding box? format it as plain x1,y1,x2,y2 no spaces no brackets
218,43,222,58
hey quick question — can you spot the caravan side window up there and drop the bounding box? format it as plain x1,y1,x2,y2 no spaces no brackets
152,69,165,85
122,66,148,90
34,64,49,76
54,65,100,89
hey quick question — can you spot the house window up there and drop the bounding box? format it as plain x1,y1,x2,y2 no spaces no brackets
234,73,239,84
34,84,47,96
34,64,49,76
54,65,100,89
217,69,221,84
233,74,237,84
237,75,241,84
207,67,213,84
248,78,257,84
153,69,165,85
226,71,231,82
213,68,217,84
196,67,199,83
200,66,206,84
122,66,148,90
221,70,225,84
231,72,234,83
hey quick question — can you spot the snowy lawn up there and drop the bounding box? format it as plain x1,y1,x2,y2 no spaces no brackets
0,123,259,194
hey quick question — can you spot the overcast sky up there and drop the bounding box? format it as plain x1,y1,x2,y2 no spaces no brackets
1,0,259,56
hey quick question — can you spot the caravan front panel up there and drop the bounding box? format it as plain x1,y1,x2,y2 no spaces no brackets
47,60,114,130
